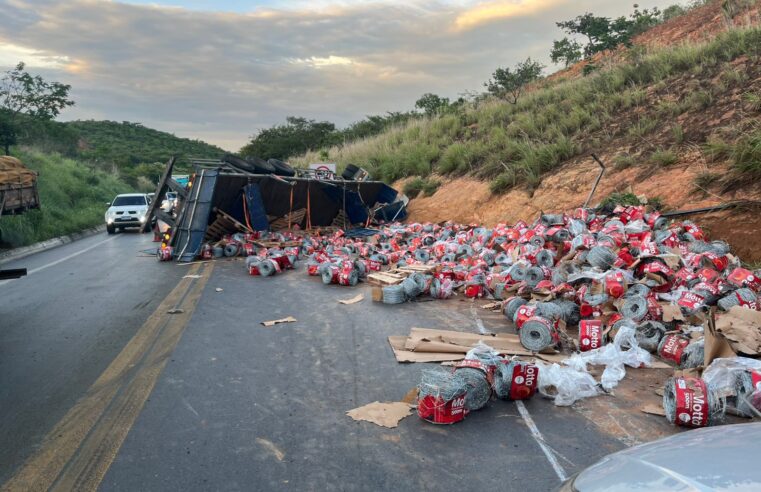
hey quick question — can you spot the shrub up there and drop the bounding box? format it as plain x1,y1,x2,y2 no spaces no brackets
613,154,636,170
403,177,441,198
650,148,679,166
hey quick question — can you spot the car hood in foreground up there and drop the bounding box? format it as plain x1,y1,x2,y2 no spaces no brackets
573,423,761,492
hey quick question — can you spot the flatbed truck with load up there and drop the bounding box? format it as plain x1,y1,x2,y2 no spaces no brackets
0,155,40,280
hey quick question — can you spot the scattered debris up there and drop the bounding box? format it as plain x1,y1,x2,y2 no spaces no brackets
215,287,224,292
338,294,364,305
182,274,203,279
167,308,184,314
261,316,297,327
255,437,285,461
346,401,413,428
641,404,667,417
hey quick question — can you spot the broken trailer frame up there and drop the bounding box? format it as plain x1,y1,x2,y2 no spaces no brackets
146,157,406,262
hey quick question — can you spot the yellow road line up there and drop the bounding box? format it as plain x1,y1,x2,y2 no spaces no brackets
2,262,213,492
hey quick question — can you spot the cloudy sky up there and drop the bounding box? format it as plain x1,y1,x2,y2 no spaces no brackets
0,0,679,150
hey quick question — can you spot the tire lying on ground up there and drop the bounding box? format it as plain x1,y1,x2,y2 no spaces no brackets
267,158,296,177
341,164,360,180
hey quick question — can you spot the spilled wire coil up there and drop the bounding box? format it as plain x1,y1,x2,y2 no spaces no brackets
259,260,276,277
383,284,407,304
734,371,758,418
493,361,516,399
529,235,545,248
320,264,335,284
525,266,545,288
535,250,556,267
626,283,651,298
621,295,649,320
354,260,367,278
718,288,758,311
415,249,431,262
212,246,224,258
504,297,527,322
508,264,527,281
454,367,491,411
587,246,616,269
419,368,467,401
520,317,555,352
635,321,665,352
402,274,425,298
682,341,705,369
430,278,453,299
663,377,724,426
224,243,240,257
494,252,511,266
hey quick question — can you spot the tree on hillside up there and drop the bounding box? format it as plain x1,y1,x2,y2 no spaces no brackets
550,38,583,67
0,62,74,154
240,116,339,161
551,7,662,66
485,58,544,104
415,93,451,116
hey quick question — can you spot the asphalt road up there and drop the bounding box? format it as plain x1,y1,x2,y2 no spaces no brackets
1,234,630,491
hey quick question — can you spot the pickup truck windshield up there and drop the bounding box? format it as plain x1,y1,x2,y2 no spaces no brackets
112,196,146,206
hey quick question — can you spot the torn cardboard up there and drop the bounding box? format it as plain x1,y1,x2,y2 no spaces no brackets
338,294,364,305
261,316,297,327
346,401,412,428
715,306,761,356
641,404,667,417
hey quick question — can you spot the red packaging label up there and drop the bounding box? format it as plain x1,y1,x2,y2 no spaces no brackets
677,291,705,311
417,394,467,424
674,377,709,428
514,305,537,328
464,283,484,298
306,263,319,276
509,363,539,400
605,272,625,298
641,261,673,279
737,293,760,311
684,224,704,239
579,320,604,351
751,371,761,390
727,268,761,293
639,242,659,257
659,334,689,364
646,295,663,320
454,359,495,387
697,267,720,284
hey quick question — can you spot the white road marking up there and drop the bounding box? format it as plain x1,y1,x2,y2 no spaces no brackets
0,235,118,287
516,400,568,481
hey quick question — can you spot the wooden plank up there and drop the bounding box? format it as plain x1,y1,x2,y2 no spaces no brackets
367,272,406,286
154,209,175,228
213,207,252,233
372,286,384,302
143,156,175,232
167,178,188,198
397,265,435,274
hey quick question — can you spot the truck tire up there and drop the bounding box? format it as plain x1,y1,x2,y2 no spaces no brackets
107,224,115,234
342,164,360,180
267,158,296,177
222,154,275,174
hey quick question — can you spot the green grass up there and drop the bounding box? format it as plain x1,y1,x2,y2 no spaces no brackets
403,177,441,198
650,148,679,166
694,171,719,189
291,27,761,193
0,149,131,247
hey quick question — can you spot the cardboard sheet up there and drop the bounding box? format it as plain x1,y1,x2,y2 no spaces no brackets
389,328,567,363
346,401,412,428
715,306,761,356
338,294,365,305
641,404,667,417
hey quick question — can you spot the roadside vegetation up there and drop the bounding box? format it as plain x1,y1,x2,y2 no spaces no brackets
290,21,761,195
0,149,130,247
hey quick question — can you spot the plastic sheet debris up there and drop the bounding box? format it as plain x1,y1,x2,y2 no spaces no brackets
346,401,413,428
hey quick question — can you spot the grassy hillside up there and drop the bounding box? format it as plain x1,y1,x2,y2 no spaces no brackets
0,149,130,248
69,120,226,168
292,26,761,195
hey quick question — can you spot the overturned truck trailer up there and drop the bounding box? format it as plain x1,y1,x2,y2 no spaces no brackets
150,158,407,262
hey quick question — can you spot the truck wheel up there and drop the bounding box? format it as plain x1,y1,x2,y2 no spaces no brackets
107,224,115,234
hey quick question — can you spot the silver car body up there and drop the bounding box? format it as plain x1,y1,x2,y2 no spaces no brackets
570,423,761,492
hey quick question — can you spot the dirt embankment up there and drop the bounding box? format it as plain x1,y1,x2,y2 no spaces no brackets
396,154,761,263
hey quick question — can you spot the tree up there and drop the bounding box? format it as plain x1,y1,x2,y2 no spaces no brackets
415,93,450,116
550,38,583,67
0,61,74,154
240,116,339,160
485,58,544,104
0,115,17,156
553,7,662,61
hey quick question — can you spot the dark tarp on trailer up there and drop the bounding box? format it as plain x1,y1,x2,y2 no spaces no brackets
173,172,401,246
